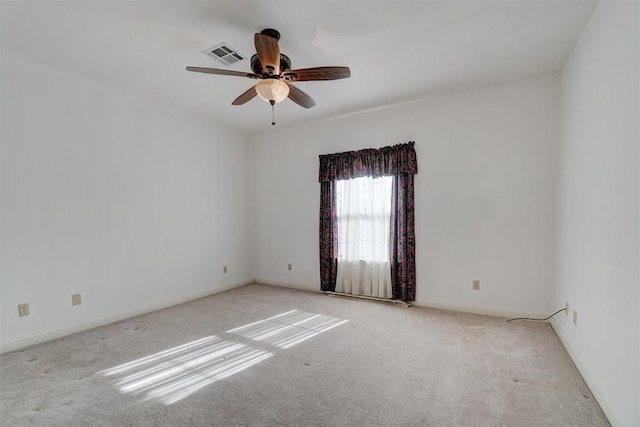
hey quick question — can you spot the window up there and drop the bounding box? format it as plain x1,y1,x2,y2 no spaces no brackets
318,142,417,301
336,176,393,263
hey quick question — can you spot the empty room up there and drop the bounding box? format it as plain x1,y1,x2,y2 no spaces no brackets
1,0,638,425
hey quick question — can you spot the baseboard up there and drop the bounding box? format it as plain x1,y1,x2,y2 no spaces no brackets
253,279,547,320
550,320,621,427
253,278,322,294
0,279,253,354
414,301,549,320
323,291,411,307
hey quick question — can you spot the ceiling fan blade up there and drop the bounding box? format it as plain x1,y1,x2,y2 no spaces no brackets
186,66,260,79
231,86,258,105
254,33,280,75
283,66,350,82
287,83,316,109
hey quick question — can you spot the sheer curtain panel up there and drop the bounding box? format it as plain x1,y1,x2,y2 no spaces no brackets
335,176,393,298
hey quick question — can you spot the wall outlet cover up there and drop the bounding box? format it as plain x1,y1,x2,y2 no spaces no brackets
18,303,30,317
72,294,81,306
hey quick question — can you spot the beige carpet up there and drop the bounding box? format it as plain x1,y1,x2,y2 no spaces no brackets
0,283,608,426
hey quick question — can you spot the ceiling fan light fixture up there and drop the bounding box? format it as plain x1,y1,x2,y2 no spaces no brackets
255,79,289,104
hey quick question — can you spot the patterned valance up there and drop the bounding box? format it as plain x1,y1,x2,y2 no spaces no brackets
318,141,417,182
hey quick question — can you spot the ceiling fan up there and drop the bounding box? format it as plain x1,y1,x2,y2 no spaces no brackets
186,28,350,123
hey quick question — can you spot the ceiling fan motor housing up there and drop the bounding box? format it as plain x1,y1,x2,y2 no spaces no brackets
260,28,281,41
250,53,291,75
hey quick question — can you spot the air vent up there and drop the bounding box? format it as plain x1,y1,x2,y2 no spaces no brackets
202,43,246,66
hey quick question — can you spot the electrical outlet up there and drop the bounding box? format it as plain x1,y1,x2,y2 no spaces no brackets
72,293,81,306
288,263,292,271
565,302,569,314
223,265,228,274
18,303,30,317
573,310,578,326
472,280,480,290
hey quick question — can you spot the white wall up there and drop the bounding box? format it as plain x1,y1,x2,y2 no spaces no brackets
0,51,253,352
552,1,639,425
250,73,559,318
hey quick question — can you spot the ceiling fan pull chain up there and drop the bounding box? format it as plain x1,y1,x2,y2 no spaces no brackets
271,101,276,126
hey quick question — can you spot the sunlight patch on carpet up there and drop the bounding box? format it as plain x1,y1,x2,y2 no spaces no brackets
99,336,273,405
98,310,347,404
227,309,348,349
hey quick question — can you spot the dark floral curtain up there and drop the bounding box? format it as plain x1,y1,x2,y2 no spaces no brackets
390,174,416,301
319,142,418,181
318,141,417,300
319,181,338,291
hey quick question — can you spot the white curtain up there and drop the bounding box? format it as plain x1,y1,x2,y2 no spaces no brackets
335,175,393,298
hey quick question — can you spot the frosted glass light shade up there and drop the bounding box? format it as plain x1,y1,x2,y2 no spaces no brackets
255,79,290,104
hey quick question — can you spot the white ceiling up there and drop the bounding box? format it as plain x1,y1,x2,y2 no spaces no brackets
1,0,596,135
